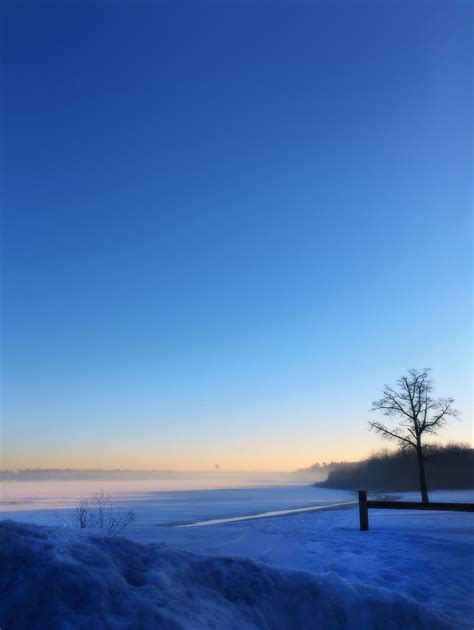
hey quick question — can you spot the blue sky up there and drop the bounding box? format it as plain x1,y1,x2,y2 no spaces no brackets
2,2,472,470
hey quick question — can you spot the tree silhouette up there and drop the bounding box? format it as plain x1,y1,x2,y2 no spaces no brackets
369,368,458,503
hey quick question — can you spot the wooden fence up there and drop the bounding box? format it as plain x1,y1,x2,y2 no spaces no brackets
358,490,474,531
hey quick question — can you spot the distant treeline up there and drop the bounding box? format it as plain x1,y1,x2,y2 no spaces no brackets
316,443,474,492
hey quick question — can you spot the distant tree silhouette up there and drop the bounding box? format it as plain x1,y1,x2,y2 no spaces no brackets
369,369,458,503
318,443,472,492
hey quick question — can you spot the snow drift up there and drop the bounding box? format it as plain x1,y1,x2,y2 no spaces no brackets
0,520,451,629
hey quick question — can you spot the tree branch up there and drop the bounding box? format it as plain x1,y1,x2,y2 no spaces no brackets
368,421,416,448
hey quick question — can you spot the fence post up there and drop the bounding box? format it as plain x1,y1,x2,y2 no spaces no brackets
359,490,369,531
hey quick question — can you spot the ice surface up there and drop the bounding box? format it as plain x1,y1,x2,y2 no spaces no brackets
2,482,473,628
0,472,302,512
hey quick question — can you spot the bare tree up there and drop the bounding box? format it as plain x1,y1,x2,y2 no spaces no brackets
75,497,92,529
55,490,135,536
369,368,458,503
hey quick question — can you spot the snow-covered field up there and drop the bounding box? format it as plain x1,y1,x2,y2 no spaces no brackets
1,519,451,630
1,479,473,628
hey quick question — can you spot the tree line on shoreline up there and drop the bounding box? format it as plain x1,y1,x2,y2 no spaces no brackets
314,443,473,492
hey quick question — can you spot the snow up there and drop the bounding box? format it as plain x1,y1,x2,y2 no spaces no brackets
122,490,472,627
176,499,357,527
0,482,354,526
0,472,302,512
0,519,454,629
1,482,473,628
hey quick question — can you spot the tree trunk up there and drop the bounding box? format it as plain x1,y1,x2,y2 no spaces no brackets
416,444,429,503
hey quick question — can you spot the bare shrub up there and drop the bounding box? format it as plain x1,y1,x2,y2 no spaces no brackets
55,490,135,536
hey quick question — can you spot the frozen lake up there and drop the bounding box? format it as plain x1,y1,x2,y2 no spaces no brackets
0,472,353,527
1,474,473,626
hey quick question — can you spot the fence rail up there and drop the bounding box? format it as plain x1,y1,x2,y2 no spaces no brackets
358,490,474,531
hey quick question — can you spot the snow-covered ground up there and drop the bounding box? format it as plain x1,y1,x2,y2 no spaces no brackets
0,480,354,526
0,471,303,512
0,519,457,629
1,481,473,628
124,489,474,627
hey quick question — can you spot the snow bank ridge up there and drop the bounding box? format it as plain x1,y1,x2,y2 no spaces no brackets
0,520,451,629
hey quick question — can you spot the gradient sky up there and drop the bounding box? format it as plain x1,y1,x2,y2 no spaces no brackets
2,2,472,471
